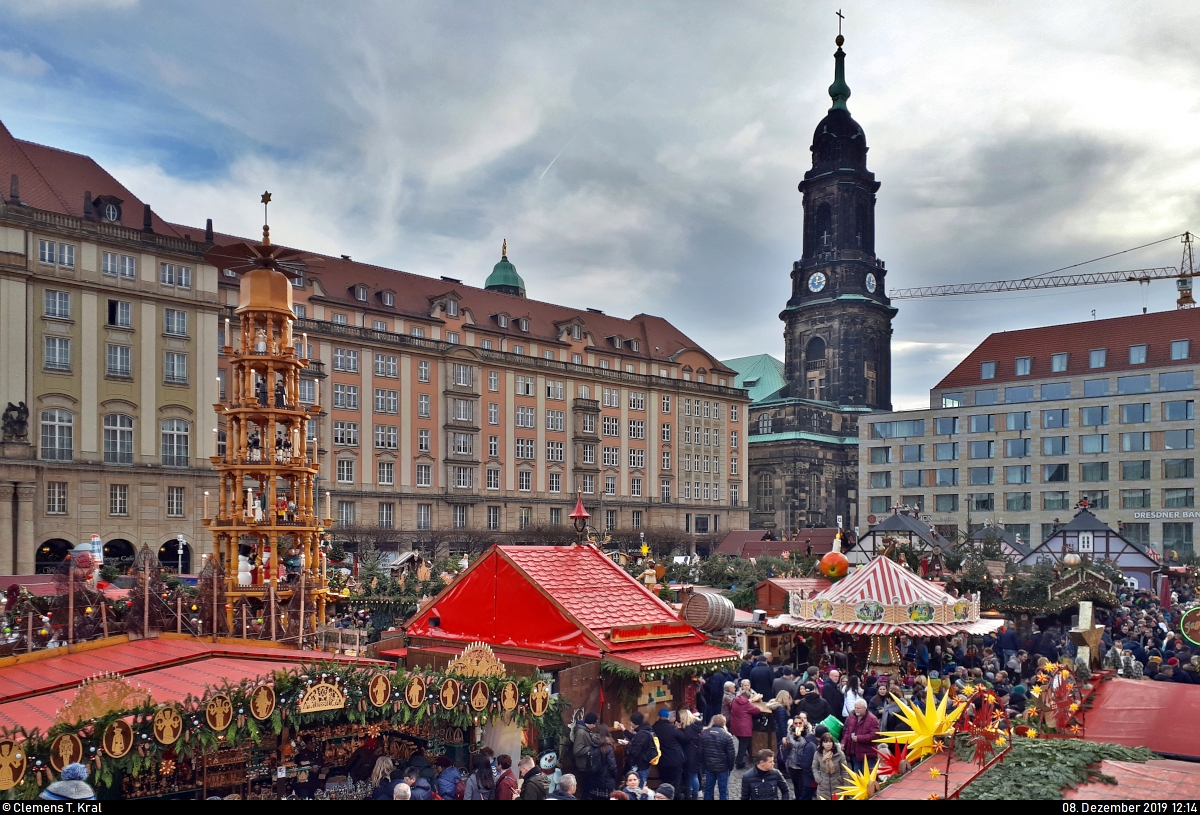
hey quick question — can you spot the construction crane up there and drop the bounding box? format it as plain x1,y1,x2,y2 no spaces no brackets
888,231,1198,308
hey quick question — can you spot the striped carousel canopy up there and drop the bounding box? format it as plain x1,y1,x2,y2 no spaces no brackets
772,556,1004,636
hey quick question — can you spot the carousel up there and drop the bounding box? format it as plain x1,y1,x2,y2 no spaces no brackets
769,554,1004,674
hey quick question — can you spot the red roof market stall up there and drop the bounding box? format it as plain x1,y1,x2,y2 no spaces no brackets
404,544,738,723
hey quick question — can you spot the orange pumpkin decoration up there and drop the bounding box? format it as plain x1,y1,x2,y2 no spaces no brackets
819,551,850,580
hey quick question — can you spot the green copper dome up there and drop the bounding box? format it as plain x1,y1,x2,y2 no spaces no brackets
485,239,526,297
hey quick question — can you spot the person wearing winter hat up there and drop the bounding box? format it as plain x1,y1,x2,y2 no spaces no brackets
654,783,676,800
38,763,95,801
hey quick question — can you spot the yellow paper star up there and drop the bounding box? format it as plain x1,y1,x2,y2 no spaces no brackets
1024,730,1038,739
1069,702,1080,712
929,767,941,779
996,736,1007,747
963,684,977,696
875,685,965,761
929,794,941,800
835,758,880,801
1031,685,1045,696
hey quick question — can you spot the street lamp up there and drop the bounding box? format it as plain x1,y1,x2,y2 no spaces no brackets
176,534,186,575
570,493,590,545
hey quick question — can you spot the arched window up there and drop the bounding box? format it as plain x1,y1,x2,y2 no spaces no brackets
161,419,190,467
806,337,827,401
815,203,833,250
103,414,134,464
40,409,73,461
865,337,879,406
756,472,775,512
855,201,868,250
757,413,772,435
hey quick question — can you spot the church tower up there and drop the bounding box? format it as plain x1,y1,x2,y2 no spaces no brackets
782,32,896,409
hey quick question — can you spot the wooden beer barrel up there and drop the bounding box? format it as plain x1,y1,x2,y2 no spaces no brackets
682,591,735,632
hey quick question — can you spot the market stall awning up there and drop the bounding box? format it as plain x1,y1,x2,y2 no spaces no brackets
603,644,739,672
1085,677,1200,759
766,614,1004,637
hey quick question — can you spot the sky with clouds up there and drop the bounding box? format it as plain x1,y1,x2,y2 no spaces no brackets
1,0,1199,409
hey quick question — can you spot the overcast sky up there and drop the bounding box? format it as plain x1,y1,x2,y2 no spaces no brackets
2,0,1198,409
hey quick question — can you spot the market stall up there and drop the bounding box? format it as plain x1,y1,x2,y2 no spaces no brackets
768,555,1003,674
404,543,739,726
0,633,566,800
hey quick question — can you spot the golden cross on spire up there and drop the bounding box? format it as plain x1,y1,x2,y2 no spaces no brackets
502,238,507,258
836,8,844,35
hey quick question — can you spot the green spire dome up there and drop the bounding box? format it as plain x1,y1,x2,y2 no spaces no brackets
828,34,851,112
484,239,526,298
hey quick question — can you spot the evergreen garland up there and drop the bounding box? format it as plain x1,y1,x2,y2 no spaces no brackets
2,659,567,799
958,739,1158,800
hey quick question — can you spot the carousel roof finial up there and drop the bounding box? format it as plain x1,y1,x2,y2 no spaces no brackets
260,190,272,246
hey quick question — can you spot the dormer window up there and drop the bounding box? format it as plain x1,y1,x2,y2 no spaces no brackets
498,315,509,328
519,318,528,332
355,286,368,302
572,325,581,340
614,338,623,350
447,300,458,317
382,292,394,307
629,340,640,352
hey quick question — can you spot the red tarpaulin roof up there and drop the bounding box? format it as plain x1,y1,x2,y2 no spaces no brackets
1085,677,1200,759
1063,760,1200,800
406,544,738,664
0,637,380,732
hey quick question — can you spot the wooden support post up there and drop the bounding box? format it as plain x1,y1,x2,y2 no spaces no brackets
26,605,33,653
298,560,305,650
100,598,108,638
269,582,277,641
176,596,182,635
212,564,219,643
142,558,149,638
67,561,74,645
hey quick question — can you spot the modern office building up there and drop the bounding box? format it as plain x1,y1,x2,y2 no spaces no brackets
858,309,1198,557
0,120,750,575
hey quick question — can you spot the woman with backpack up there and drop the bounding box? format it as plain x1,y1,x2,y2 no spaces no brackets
462,754,496,800
586,725,620,799
434,757,463,800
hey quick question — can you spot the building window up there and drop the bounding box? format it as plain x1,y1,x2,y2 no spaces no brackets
58,243,75,267
980,361,997,379
1081,489,1110,509
374,425,398,450
378,461,395,485
374,502,394,528
1080,434,1109,454
1081,461,1109,481
1038,383,1068,400
106,344,131,378
110,299,134,329
865,360,877,403
103,414,134,464
1165,458,1195,479
415,504,431,530
44,290,70,319
44,336,70,371
1089,349,1107,368
1015,357,1031,376
1121,460,1150,480
1121,489,1151,509
453,505,468,528
1117,374,1151,395
160,419,190,467
408,462,428,487
605,475,616,496
1042,437,1069,456
1164,400,1195,421
333,421,359,446
299,379,315,404
418,394,430,418
374,388,399,414
294,304,306,318
485,505,500,531
517,471,532,492
1171,339,1190,360
631,477,642,498
1165,488,1196,508
1160,371,1195,392
164,309,188,336
166,486,185,518
941,393,964,408
1164,523,1194,556
417,428,430,453
605,509,617,531
1005,492,1031,511
970,493,994,511
337,501,355,526
39,409,73,461
164,352,188,384
46,481,67,515
519,507,532,530
455,466,474,489
756,472,774,512
159,263,191,287
337,459,355,483
1165,429,1195,450
109,484,128,516
757,413,771,434
1051,352,1069,372
1043,490,1070,510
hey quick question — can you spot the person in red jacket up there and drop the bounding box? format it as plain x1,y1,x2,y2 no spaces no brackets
495,755,518,800
729,691,758,769
840,698,879,768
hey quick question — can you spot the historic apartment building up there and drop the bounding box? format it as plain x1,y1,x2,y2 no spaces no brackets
725,32,896,536
858,309,1199,557
0,120,749,575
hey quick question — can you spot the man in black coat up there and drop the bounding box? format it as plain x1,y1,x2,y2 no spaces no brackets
796,682,832,725
749,656,775,698
822,669,845,721
740,750,790,800
705,668,734,724
651,710,685,791
623,712,656,786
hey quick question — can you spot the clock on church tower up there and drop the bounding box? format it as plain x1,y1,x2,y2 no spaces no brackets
780,31,897,410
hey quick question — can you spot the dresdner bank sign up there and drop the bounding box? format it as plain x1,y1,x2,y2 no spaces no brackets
1133,511,1200,519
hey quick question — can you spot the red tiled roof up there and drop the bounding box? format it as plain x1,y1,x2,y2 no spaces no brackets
604,643,738,671
499,545,693,652
715,529,839,558
0,119,735,378
935,309,1200,389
